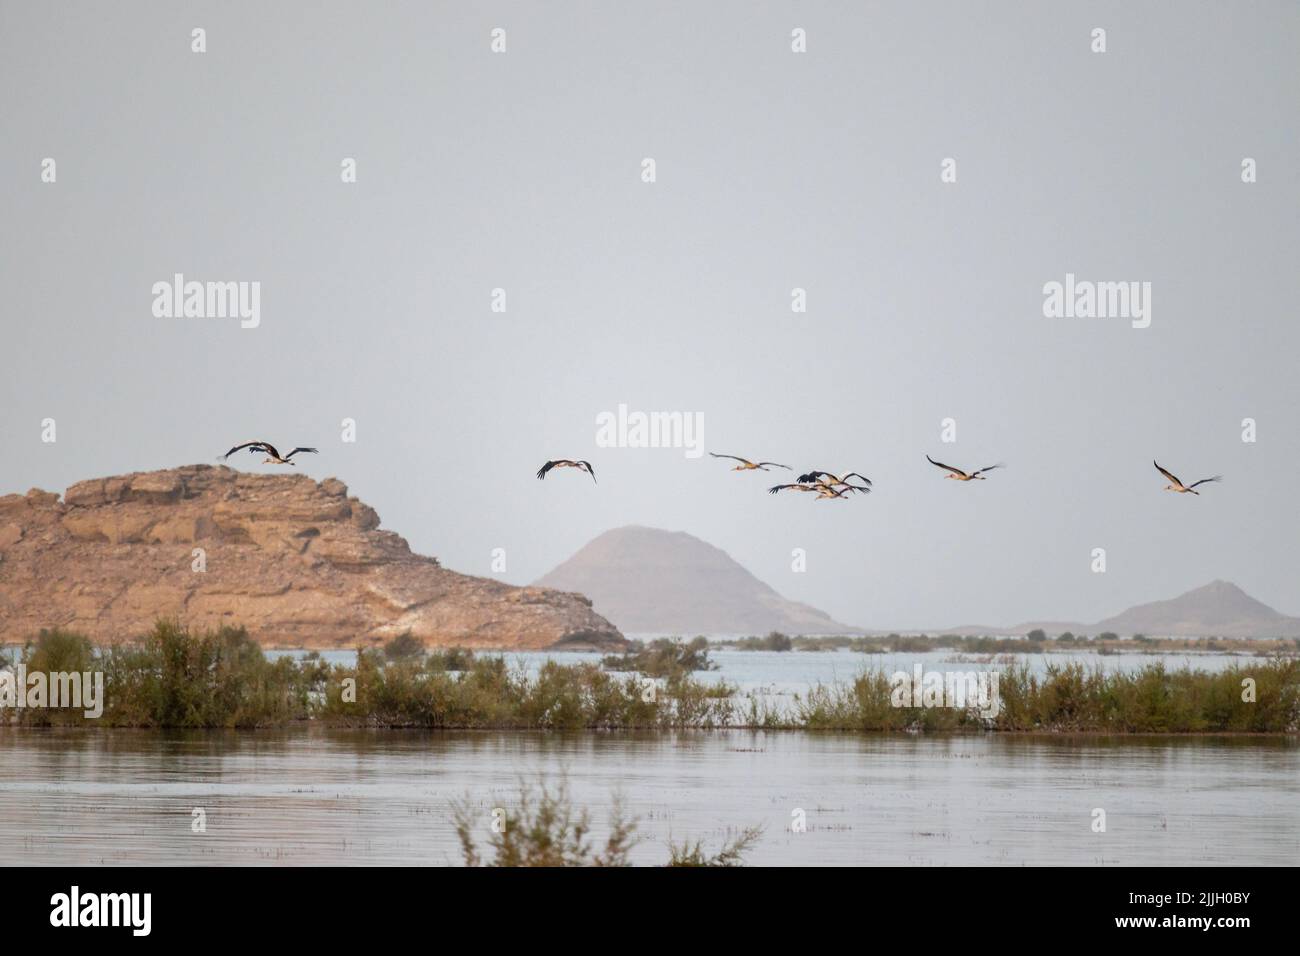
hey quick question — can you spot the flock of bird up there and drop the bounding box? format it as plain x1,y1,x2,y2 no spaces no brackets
705,453,1001,501
703,455,874,501
220,441,1221,499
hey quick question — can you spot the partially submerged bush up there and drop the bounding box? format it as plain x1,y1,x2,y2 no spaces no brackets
103,621,309,728
382,631,424,661
425,647,475,672
666,826,764,867
5,621,310,728
319,654,730,730
453,777,762,867
602,636,716,678
8,629,100,727
24,628,96,675
787,659,1300,733
733,632,794,652
453,779,639,867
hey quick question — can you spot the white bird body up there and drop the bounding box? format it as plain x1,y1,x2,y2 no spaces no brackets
1154,461,1220,495
536,459,596,483
222,441,317,466
711,453,790,472
927,455,1002,482
769,478,866,500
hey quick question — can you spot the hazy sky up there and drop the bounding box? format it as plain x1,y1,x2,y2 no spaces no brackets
2,1,1297,629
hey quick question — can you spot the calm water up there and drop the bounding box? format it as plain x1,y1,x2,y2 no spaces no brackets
1,728,1296,866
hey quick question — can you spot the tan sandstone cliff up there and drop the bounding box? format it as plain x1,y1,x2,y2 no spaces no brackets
0,466,624,650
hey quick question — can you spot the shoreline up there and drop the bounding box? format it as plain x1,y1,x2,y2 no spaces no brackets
3,723,1298,738
7,624,1298,734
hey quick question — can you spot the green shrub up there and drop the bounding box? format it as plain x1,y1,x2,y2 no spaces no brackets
452,779,639,867
733,632,794,652
452,777,763,867
383,631,424,661
666,826,764,867
602,636,716,678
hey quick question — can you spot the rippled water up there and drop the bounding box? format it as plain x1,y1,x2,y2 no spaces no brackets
1,729,1296,866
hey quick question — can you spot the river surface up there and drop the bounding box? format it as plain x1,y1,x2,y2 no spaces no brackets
1,728,1295,866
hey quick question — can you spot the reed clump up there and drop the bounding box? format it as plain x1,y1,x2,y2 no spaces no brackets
786,660,1299,733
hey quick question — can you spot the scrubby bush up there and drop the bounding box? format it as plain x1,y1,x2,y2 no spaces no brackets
733,632,794,652
383,631,424,661
452,779,639,867
666,826,764,867
602,636,716,678
425,647,475,672
452,777,763,867
104,621,308,727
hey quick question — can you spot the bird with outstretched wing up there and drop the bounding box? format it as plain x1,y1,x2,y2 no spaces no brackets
711,453,790,472
537,459,596,483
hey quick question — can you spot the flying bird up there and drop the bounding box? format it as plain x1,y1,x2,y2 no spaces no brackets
769,482,845,499
768,482,819,495
710,453,790,472
796,470,872,488
836,482,872,495
1153,461,1221,495
221,441,318,465
769,480,862,500
926,455,1003,481
536,459,596,483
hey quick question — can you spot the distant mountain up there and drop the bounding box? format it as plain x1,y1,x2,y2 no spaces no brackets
939,580,1300,639
1091,580,1300,639
938,621,1088,638
534,526,859,635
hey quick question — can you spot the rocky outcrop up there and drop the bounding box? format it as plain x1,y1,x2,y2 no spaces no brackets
0,466,624,650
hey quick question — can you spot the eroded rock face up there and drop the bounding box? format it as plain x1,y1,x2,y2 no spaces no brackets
0,466,624,650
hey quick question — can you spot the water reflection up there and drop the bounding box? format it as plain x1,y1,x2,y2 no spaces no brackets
1,729,1296,866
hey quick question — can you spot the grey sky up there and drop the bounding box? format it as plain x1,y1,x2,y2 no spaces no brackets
2,1,1297,630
